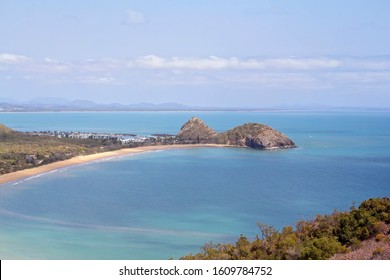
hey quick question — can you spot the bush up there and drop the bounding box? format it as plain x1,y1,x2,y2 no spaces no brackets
337,198,390,246
181,197,389,260
301,237,346,260
375,233,385,242
372,247,384,259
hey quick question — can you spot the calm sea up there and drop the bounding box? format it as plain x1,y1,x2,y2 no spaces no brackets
0,111,389,259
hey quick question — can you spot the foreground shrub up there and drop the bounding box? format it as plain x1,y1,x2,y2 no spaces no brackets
181,197,389,260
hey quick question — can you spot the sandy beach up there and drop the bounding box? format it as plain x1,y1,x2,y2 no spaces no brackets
0,144,228,185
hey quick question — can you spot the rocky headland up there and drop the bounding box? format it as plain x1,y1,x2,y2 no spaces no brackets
176,117,220,144
176,117,295,150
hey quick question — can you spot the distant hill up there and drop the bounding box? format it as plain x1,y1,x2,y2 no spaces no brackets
1,97,390,112
0,98,196,112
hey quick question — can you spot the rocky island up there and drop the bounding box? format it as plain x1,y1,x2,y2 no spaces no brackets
177,117,295,150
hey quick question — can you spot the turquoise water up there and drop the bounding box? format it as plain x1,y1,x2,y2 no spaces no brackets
0,111,389,259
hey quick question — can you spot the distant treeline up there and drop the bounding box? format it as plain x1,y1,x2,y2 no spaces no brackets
181,197,390,260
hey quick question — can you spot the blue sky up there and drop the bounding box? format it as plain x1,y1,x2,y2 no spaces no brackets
1,0,390,107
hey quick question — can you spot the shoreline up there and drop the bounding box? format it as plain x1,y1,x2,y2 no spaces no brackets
0,144,229,185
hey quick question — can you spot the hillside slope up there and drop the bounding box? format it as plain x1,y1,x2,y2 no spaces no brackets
181,197,390,260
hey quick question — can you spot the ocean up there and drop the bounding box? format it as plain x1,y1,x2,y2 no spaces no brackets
0,111,389,259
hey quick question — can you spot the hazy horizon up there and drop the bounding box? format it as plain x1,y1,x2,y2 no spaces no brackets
1,1,390,108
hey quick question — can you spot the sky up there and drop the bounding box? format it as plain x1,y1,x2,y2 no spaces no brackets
1,0,390,108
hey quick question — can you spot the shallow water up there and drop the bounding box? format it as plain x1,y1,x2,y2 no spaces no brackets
0,111,389,259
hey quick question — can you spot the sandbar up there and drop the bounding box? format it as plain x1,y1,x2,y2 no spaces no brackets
0,144,229,185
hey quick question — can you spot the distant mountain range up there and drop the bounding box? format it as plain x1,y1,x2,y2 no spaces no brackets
0,98,196,112
0,97,389,112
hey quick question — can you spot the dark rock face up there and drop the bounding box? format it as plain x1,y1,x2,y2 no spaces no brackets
222,123,295,150
176,118,295,150
245,126,295,149
177,117,219,143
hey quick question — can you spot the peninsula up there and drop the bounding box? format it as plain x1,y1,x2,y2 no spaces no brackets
0,117,295,184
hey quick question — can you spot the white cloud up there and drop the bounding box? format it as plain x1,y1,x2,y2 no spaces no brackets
261,58,341,70
123,10,145,25
24,60,71,73
134,55,341,70
135,55,240,70
1,53,390,89
78,76,118,85
79,58,125,72
3,53,389,74
323,71,390,84
0,53,30,64
224,73,319,87
341,57,390,71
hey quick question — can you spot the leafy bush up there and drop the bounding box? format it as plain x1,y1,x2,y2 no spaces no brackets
337,198,390,246
181,197,389,260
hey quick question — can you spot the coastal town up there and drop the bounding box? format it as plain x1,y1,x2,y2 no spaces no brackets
25,130,176,144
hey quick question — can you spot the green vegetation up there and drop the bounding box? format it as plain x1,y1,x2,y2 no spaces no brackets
181,197,390,260
0,124,126,175
220,123,267,145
